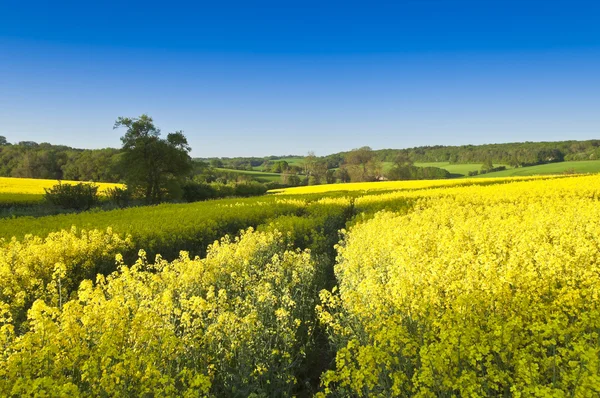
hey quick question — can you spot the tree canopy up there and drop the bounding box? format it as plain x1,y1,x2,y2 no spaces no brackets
114,114,193,203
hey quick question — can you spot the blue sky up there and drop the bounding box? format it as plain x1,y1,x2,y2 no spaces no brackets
1,0,599,157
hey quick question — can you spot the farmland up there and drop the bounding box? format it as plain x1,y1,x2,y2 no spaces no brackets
214,167,282,183
413,161,510,176
2,173,600,396
252,156,305,171
0,177,124,216
0,176,122,195
472,159,600,177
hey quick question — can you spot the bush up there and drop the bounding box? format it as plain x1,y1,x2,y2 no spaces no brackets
212,182,236,198
106,186,132,208
181,181,216,202
44,182,99,210
387,165,450,181
264,181,287,190
234,182,268,197
183,181,267,202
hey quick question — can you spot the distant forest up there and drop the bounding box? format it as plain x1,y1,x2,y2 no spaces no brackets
2,136,600,182
200,139,600,170
0,139,123,182
368,140,599,166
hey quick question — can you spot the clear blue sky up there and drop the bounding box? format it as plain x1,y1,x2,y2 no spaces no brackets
1,0,599,157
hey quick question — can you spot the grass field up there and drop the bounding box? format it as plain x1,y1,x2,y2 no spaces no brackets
472,160,600,177
386,160,600,178
414,162,512,176
382,161,499,176
215,168,282,182
253,157,305,171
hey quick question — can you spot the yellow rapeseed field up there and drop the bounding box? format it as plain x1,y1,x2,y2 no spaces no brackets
0,176,123,195
269,174,564,194
318,174,600,396
2,174,600,396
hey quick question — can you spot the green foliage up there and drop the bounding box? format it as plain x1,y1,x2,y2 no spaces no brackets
340,139,600,165
44,182,100,210
1,194,351,263
182,181,268,202
471,160,600,178
481,157,494,171
0,141,122,181
343,147,382,182
386,165,450,180
105,186,132,208
115,114,193,204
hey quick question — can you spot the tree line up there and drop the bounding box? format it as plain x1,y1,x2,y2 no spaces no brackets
330,140,600,167
1,116,270,208
3,128,600,194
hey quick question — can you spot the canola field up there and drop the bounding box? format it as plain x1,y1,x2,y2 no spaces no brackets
1,174,600,396
0,176,122,195
0,177,123,209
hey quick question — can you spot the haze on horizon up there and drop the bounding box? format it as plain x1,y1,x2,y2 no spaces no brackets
1,0,599,157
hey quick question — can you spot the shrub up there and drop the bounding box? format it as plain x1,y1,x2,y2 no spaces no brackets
181,181,216,202
44,182,99,210
234,182,268,197
106,186,132,208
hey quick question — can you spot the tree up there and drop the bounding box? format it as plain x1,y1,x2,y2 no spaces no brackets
114,114,192,203
481,158,494,172
271,160,289,173
393,152,413,168
210,159,224,168
18,141,38,147
0,136,8,146
387,152,414,180
303,151,317,176
325,169,336,184
344,146,379,182
334,167,351,183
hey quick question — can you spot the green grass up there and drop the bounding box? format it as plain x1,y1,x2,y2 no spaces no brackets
382,162,509,177
253,157,305,171
414,162,495,177
471,160,600,178
215,168,282,183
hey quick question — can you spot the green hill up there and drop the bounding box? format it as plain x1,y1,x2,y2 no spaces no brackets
471,160,600,178
215,168,282,183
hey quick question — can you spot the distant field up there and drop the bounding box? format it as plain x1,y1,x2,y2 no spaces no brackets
0,193,45,208
253,157,305,171
382,161,497,176
415,162,513,177
471,160,600,178
215,168,282,183
0,177,122,195
268,175,557,195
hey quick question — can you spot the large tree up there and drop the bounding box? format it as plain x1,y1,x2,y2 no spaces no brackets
114,114,192,203
344,146,381,182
